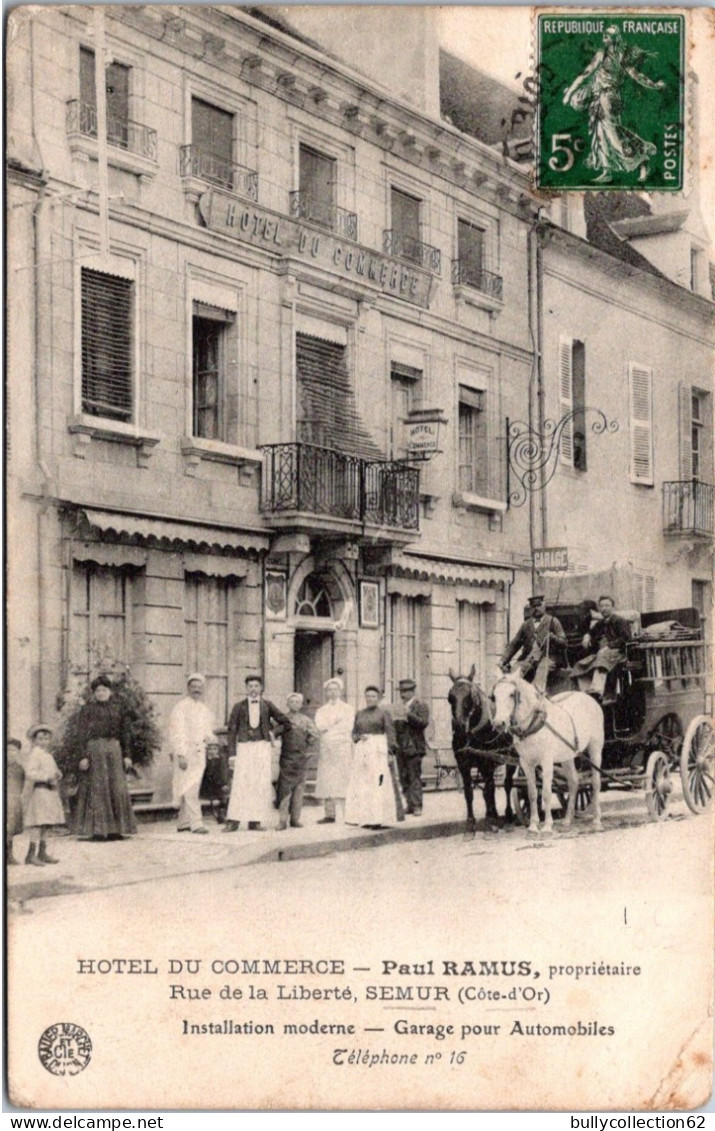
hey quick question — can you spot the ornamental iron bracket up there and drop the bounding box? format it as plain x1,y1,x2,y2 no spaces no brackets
507,408,618,508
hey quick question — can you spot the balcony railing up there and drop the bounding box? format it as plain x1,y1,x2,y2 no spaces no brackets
66,100,157,162
383,230,441,274
288,192,358,240
451,259,504,300
260,443,420,531
663,480,714,537
179,145,258,200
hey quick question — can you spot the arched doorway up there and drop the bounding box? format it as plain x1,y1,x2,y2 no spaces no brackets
293,573,335,714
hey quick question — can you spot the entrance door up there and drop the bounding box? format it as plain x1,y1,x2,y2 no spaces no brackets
294,631,334,717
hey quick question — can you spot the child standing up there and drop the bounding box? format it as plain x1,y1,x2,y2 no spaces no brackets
23,724,65,866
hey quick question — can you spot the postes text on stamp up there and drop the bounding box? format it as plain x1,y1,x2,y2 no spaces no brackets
536,12,685,191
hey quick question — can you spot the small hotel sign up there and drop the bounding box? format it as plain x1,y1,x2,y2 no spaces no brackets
534,547,569,571
199,191,433,309
406,420,441,454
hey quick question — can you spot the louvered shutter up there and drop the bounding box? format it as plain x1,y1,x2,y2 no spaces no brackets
81,268,133,421
678,382,693,480
559,337,574,465
629,363,654,484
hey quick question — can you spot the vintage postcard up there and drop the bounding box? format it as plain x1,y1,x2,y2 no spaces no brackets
5,2,714,1113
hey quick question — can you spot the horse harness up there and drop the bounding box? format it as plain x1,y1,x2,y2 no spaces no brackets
502,682,581,754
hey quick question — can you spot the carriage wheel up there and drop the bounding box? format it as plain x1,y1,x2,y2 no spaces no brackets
680,715,714,814
555,781,594,819
646,713,684,761
512,766,562,826
645,751,672,821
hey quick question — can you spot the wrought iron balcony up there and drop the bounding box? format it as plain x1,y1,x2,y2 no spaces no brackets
451,259,504,300
663,480,714,537
66,100,157,161
288,192,358,240
179,145,258,200
260,443,420,532
383,230,441,274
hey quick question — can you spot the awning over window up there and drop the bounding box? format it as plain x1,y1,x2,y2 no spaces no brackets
72,541,148,568
81,509,269,555
390,552,510,592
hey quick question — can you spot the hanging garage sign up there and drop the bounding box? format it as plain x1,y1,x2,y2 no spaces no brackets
199,190,433,309
533,547,569,571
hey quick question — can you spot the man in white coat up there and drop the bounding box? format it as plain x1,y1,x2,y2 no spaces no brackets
168,674,216,834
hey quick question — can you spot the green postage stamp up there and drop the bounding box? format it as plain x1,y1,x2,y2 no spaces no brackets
536,12,685,191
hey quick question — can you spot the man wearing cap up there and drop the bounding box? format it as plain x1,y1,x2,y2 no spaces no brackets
276,693,319,830
501,596,567,691
168,674,217,834
393,679,430,816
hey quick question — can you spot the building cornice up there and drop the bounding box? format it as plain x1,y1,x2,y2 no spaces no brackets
100,4,534,218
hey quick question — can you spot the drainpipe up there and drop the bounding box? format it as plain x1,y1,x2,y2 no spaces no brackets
527,223,539,593
536,220,548,553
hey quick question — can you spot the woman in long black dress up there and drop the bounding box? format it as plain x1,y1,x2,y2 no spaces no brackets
74,675,137,840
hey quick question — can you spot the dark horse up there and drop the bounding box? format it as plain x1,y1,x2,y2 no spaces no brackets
448,666,516,832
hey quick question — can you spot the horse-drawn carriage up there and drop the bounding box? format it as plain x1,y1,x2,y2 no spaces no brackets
449,605,713,832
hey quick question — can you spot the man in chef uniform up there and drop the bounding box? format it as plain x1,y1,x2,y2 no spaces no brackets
168,673,217,835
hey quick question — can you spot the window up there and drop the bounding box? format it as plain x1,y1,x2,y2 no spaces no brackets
80,46,130,148
458,386,487,494
191,97,234,188
558,338,587,470
192,302,236,441
457,600,486,681
391,187,421,262
298,145,336,229
388,594,424,701
81,268,134,422
679,384,712,483
457,220,484,284
184,574,231,724
70,564,133,681
390,363,422,459
629,363,654,485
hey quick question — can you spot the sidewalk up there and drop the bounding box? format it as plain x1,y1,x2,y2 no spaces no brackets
6,789,472,905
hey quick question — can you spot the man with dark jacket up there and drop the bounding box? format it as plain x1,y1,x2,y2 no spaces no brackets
393,679,430,816
500,596,567,691
570,595,632,699
224,676,289,831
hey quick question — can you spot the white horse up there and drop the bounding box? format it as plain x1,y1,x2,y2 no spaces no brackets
491,673,604,835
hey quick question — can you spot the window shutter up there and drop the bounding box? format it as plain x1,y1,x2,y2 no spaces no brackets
678,381,693,480
559,337,574,464
81,268,133,421
629,363,654,484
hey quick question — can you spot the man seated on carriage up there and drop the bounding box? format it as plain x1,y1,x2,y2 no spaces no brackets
567,595,632,702
500,596,567,692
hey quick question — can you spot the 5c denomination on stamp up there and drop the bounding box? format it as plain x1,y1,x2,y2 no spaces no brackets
536,12,685,191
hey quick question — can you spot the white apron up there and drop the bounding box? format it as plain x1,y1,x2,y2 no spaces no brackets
345,734,397,827
227,740,275,825
314,700,354,799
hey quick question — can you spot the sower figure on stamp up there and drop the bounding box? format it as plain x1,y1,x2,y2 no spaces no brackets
168,673,216,835
224,676,290,832
393,678,430,817
277,693,319,830
501,596,567,692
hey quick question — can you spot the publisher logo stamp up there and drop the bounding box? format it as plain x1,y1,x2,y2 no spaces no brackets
536,12,685,191
38,1023,92,1076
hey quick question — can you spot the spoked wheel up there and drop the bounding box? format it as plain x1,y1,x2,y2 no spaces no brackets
646,713,684,761
555,781,594,819
645,750,672,821
680,715,714,814
511,766,567,826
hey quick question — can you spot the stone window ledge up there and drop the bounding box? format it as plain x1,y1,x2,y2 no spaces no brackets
67,134,158,184
68,414,161,467
180,436,262,478
453,284,504,315
452,490,507,515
